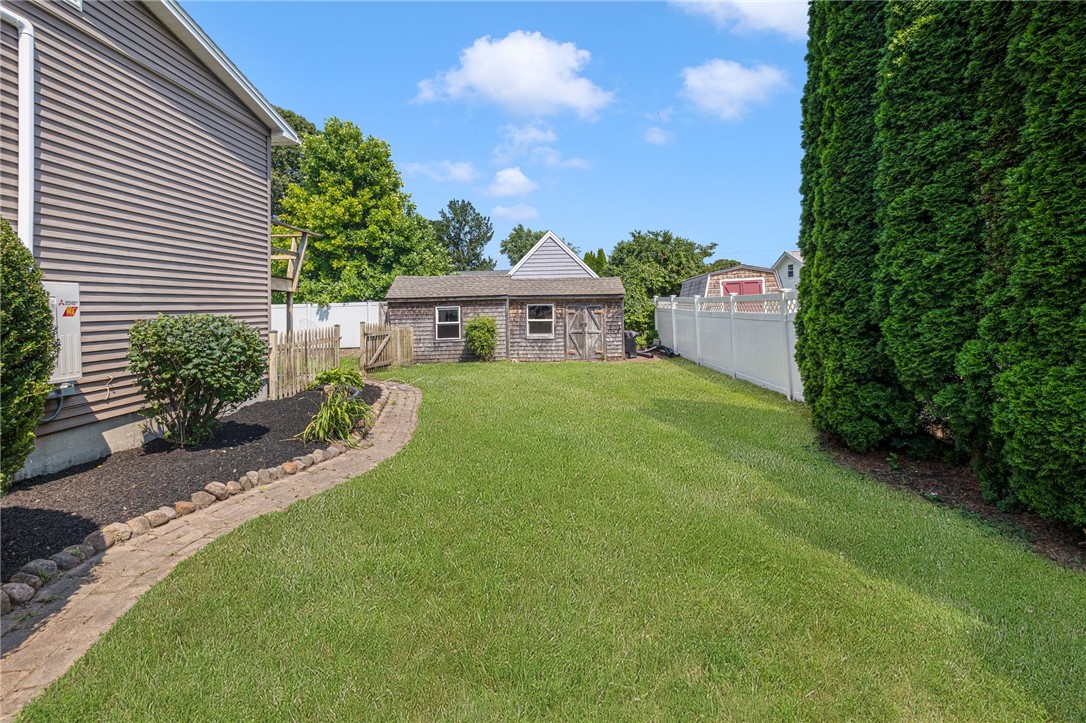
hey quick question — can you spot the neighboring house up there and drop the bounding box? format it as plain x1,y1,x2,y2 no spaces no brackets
772,250,804,290
387,231,626,362
679,264,781,298
2,0,298,477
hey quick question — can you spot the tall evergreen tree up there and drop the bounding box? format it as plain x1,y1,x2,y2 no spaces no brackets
955,1,1031,501
873,1,981,445
795,0,915,451
433,199,496,271
993,3,1086,526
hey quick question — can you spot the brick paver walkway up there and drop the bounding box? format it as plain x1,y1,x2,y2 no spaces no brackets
0,382,421,720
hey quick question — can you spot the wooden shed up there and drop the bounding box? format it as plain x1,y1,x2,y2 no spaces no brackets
679,264,781,298
386,232,626,362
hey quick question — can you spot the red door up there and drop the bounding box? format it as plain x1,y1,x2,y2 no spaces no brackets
721,279,764,295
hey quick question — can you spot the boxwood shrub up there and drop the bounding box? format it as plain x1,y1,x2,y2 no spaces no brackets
465,316,497,362
128,313,266,446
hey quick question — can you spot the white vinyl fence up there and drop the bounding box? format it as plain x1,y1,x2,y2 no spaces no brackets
271,302,386,348
655,291,804,401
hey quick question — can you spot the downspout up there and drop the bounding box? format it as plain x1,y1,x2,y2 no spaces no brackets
504,295,510,360
0,4,35,251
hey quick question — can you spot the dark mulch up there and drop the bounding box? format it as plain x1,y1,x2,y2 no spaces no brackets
819,435,1086,572
1,385,383,580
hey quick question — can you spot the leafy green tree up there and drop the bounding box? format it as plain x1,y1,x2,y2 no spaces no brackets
874,1,981,448
0,219,59,491
500,225,544,266
280,118,451,302
991,2,1086,526
433,199,496,271
705,257,742,272
603,230,717,337
795,0,916,452
271,107,319,218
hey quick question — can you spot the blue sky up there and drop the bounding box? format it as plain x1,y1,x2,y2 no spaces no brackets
182,1,808,268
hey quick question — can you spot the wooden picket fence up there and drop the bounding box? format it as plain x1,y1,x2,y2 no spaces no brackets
360,322,414,370
267,325,340,400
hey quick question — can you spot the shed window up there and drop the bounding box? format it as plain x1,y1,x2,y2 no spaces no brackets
435,306,461,340
527,304,554,338
787,263,794,278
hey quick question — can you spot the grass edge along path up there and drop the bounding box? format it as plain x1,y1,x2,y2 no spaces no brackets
20,360,1086,721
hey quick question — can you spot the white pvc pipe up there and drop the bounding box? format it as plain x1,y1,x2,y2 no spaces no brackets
0,4,35,251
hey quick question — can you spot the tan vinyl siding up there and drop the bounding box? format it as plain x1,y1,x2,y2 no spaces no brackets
0,20,18,228
510,237,594,278
7,1,272,436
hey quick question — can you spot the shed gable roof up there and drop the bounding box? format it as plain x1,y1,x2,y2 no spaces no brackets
143,0,299,146
679,264,777,297
386,275,624,301
509,231,598,279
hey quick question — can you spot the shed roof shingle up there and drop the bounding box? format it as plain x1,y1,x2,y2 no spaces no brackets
386,275,624,300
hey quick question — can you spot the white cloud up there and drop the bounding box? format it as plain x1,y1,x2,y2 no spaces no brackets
493,123,589,169
402,161,480,183
415,30,614,118
487,167,539,197
644,126,676,145
681,59,787,121
491,204,540,221
673,1,808,40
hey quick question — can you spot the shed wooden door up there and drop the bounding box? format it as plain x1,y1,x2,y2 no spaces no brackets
566,305,604,360
721,279,765,295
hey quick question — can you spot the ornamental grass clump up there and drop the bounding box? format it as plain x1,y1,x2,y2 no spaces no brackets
128,313,265,446
0,218,59,492
300,387,371,445
465,315,497,362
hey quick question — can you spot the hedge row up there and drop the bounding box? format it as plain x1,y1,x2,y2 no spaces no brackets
797,0,1086,527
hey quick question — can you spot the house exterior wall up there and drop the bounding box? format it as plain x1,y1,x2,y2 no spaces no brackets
389,297,624,363
388,299,508,364
2,1,272,449
0,19,18,226
510,237,594,279
773,256,803,290
704,269,780,297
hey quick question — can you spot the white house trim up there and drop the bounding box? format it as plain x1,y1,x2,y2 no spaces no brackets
508,230,598,278
143,0,299,146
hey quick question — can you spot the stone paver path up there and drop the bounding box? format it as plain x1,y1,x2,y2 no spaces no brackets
0,382,420,720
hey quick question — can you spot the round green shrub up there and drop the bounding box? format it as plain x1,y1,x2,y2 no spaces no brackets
0,219,59,491
128,313,266,446
464,316,497,362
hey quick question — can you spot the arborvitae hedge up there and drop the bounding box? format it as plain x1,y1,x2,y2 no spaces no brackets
874,1,981,444
955,1,1031,502
795,0,916,451
993,3,1086,526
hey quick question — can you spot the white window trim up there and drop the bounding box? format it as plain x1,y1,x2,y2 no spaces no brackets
435,305,461,341
526,304,555,339
719,277,766,295
787,264,794,278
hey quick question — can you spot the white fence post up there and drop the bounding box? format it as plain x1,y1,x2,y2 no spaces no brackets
780,291,794,400
670,295,677,354
693,295,702,366
727,293,737,378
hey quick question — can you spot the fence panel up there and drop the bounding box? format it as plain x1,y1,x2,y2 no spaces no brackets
271,302,386,348
360,323,414,370
267,325,341,400
654,292,803,401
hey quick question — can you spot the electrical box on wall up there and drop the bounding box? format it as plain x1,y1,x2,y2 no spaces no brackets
43,281,82,384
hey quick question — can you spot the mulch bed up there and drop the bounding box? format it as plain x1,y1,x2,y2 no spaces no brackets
819,435,1086,572
1,385,383,580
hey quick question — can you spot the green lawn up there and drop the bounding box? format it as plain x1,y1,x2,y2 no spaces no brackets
22,361,1085,721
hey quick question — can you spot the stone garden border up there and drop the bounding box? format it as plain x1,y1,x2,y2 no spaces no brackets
0,383,392,616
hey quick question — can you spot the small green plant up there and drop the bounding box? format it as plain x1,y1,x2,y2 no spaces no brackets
465,315,497,361
128,313,266,446
300,387,371,444
1,218,60,492
310,365,365,390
